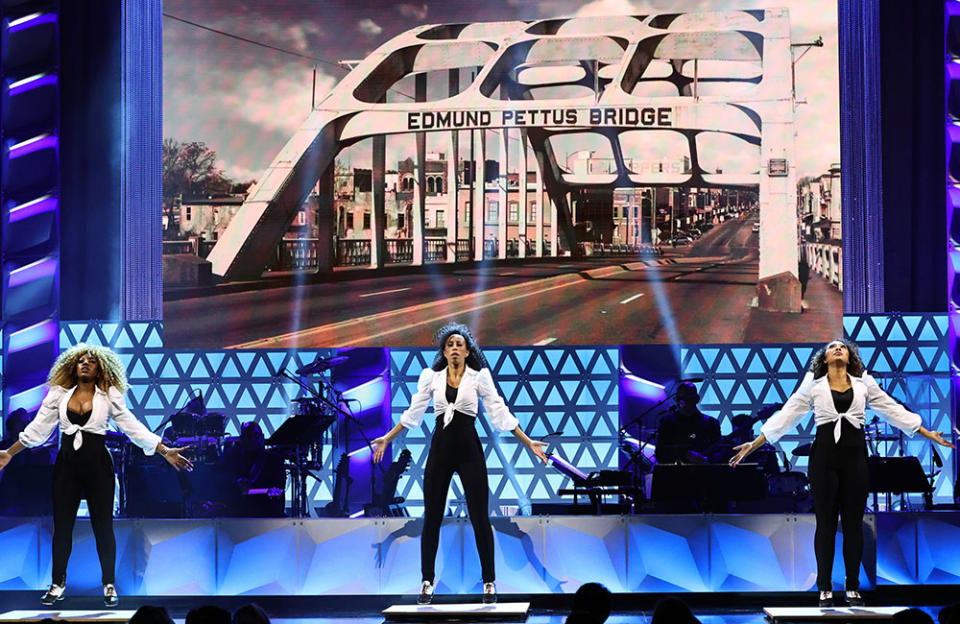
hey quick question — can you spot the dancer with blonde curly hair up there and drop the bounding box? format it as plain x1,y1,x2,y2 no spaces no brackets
373,323,548,605
0,344,193,608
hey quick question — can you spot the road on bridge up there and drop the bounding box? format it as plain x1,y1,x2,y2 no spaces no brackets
162,216,842,348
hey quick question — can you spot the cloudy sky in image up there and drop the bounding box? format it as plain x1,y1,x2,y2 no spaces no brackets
163,0,840,184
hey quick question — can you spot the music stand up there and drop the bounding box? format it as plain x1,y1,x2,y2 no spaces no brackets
267,409,336,518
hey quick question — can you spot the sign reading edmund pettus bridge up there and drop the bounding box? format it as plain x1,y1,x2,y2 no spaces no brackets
407,106,674,131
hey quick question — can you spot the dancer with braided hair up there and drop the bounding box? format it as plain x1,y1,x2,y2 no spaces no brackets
0,344,193,607
373,323,548,605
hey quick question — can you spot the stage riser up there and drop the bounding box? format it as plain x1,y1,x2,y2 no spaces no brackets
0,513,955,596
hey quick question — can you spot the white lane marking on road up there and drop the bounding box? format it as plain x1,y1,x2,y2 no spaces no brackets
533,337,557,346
556,264,572,268
499,271,516,276
620,293,645,304
359,287,411,298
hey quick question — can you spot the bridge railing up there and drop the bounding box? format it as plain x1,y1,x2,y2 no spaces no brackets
803,242,842,290
279,238,320,270
424,238,446,262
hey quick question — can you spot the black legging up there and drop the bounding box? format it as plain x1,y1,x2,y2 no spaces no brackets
808,421,869,592
51,432,116,586
421,412,495,584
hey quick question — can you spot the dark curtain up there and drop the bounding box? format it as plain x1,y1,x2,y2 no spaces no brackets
878,0,945,311
58,1,123,319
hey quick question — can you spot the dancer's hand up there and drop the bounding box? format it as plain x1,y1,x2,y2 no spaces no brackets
373,437,389,464
925,429,956,449
163,446,193,472
729,442,754,468
0,450,11,471
527,440,549,464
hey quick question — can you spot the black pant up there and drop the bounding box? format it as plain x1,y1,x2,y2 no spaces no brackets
808,422,869,591
51,433,116,586
421,412,495,583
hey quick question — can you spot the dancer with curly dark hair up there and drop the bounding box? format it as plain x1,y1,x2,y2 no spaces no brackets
373,323,548,605
730,339,954,607
0,344,193,608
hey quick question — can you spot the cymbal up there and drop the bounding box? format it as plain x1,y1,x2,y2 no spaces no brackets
295,355,350,375
792,443,813,457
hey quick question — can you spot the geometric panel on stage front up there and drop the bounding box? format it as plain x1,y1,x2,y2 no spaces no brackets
377,517,461,597
136,520,216,596
0,518,51,590
0,514,952,594
300,518,381,595
709,515,794,591
469,517,547,595
544,516,626,593
877,513,960,585
915,516,960,584
626,516,709,592
216,519,298,595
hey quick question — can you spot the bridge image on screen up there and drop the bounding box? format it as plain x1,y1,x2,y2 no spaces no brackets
162,9,842,348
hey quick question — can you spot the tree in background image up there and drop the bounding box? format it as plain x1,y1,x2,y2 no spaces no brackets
162,138,254,237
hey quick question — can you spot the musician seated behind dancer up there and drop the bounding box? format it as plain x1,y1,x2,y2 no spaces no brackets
655,382,721,464
730,339,955,608
223,421,285,517
372,323,548,605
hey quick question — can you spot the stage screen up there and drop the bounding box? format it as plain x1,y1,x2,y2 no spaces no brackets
161,0,842,348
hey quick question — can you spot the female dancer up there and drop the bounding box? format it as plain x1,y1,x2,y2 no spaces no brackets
0,344,192,607
730,339,954,607
373,323,548,604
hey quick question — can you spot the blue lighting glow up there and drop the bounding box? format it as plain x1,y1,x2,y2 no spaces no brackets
8,195,58,223
8,257,57,288
342,374,388,413
8,73,58,96
620,371,667,400
7,319,57,353
8,385,47,413
9,134,58,159
7,12,57,33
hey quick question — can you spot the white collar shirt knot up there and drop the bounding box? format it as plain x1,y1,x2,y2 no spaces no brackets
400,367,519,433
760,371,922,445
18,384,162,455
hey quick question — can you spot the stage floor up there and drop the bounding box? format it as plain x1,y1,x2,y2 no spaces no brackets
0,609,947,624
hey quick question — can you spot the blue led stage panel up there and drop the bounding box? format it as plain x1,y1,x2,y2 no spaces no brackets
461,517,547,595
216,519,299,596
299,519,381,595
709,515,794,591
625,516,709,593
545,516,628,594
0,517,50,590
377,517,460,596
875,513,920,585
136,521,216,596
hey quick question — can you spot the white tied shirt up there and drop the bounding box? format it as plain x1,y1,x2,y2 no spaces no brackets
400,367,519,432
19,385,162,455
760,371,922,444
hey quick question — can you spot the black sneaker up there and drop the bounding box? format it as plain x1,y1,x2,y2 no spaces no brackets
41,584,65,606
845,590,865,607
818,590,833,608
482,581,497,604
104,584,119,608
418,580,435,605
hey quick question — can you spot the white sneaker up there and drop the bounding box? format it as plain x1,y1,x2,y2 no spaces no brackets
483,581,497,604
103,583,119,607
41,584,65,606
418,580,435,605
